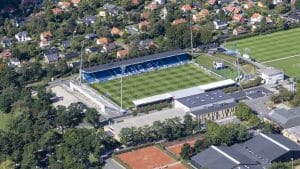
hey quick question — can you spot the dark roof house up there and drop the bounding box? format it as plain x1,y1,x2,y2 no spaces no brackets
101,42,116,53
267,106,300,129
83,15,97,25
61,40,71,49
1,36,11,48
191,133,300,169
44,53,59,64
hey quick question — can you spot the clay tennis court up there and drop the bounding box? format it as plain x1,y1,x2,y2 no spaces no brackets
116,145,186,169
165,135,204,157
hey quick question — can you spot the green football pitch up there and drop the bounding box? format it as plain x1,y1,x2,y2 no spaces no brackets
225,28,300,79
91,64,218,108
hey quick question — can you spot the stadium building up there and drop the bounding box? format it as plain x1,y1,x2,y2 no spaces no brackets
174,90,237,123
191,133,300,169
82,49,191,83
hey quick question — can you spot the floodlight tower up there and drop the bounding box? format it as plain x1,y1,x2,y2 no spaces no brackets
234,43,241,87
79,41,85,83
189,7,194,62
236,50,241,86
120,65,125,113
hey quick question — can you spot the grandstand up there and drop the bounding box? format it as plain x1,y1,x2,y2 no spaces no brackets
82,49,191,83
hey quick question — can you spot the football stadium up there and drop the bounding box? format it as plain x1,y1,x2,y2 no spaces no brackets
81,49,232,109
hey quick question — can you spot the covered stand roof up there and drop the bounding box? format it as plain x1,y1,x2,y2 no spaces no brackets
82,49,187,73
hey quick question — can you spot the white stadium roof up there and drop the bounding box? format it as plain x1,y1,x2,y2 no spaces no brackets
132,79,236,107
198,79,236,91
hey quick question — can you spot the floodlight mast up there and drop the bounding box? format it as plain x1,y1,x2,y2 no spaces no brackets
79,41,85,83
120,66,125,113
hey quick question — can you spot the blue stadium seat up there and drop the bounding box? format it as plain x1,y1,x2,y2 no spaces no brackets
83,54,191,83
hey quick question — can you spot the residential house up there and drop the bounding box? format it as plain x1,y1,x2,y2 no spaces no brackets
181,4,192,12
15,31,31,42
61,40,71,49
172,18,187,25
244,0,255,9
1,36,11,48
1,6,17,14
193,9,209,22
125,24,140,35
96,37,108,45
138,39,155,50
145,3,159,10
40,31,52,41
52,8,62,15
154,0,165,5
44,53,59,64
117,49,129,58
132,0,140,6
282,14,300,23
0,50,12,60
208,0,217,5
138,21,151,31
103,3,120,16
192,2,202,9
60,52,80,59
282,126,300,143
232,13,246,23
213,20,228,30
22,0,38,5
58,1,71,10
251,13,263,24
233,26,247,35
101,42,116,53
258,1,267,7
83,15,96,26
85,47,100,54
111,27,124,37
273,0,283,5
98,11,106,18
266,16,273,24
40,31,52,48
266,106,300,129
85,33,98,40
71,0,80,7
34,11,45,17
161,7,168,19
225,5,241,14
9,58,21,67
141,11,150,20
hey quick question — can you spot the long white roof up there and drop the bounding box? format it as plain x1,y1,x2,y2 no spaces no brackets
198,79,236,91
132,79,236,106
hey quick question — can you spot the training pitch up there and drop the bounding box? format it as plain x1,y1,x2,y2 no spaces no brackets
91,64,217,108
225,28,300,79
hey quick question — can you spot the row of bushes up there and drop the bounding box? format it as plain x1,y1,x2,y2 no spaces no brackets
225,24,300,42
133,101,172,115
223,77,262,93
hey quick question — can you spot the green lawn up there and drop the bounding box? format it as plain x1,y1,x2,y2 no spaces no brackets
195,54,239,80
225,28,300,79
91,64,218,108
0,113,13,131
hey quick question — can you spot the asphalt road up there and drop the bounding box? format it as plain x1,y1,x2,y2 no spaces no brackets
103,158,125,169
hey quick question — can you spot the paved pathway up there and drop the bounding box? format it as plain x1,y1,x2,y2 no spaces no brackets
104,158,125,169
